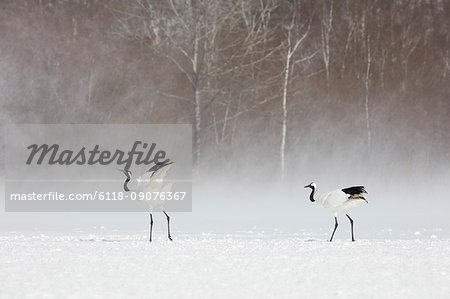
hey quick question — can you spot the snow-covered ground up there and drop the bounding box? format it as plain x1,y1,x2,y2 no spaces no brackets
1,232,449,298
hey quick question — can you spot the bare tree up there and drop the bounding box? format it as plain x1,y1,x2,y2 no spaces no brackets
360,7,374,153
320,0,334,95
364,29,372,152
279,2,311,179
113,0,283,171
113,0,235,170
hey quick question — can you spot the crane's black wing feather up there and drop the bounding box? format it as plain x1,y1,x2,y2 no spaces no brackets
341,186,367,196
148,160,173,175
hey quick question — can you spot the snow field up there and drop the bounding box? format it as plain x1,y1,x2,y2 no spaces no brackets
0,233,449,299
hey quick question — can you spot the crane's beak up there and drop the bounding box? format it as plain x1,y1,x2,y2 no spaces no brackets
304,184,310,188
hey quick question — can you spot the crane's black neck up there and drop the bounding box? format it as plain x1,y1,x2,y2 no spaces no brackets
309,186,316,202
123,177,131,192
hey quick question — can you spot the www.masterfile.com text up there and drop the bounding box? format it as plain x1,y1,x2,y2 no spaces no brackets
9,191,187,201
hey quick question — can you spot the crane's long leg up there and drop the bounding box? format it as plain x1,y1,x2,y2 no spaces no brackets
330,217,338,242
149,213,153,242
163,210,173,241
346,214,355,242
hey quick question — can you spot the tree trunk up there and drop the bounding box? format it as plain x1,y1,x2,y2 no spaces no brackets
280,33,291,180
321,0,333,96
364,35,371,153
192,38,201,171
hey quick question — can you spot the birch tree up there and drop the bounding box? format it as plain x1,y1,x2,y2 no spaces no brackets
360,7,374,153
114,0,282,171
279,2,311,179
114,0,235,170
320,0,334,96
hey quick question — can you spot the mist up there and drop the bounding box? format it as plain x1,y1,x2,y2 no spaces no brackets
1,0,449,239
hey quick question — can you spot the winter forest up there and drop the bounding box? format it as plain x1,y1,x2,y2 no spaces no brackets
1,0,449,182
1,1,450,297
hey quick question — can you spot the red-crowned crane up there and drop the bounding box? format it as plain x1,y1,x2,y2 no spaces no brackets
304,182,368,242
119,161,174,242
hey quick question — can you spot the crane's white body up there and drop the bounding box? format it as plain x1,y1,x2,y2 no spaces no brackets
134,164,173,212
119,162,174,241
314,189,367,216
305,182,368,242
